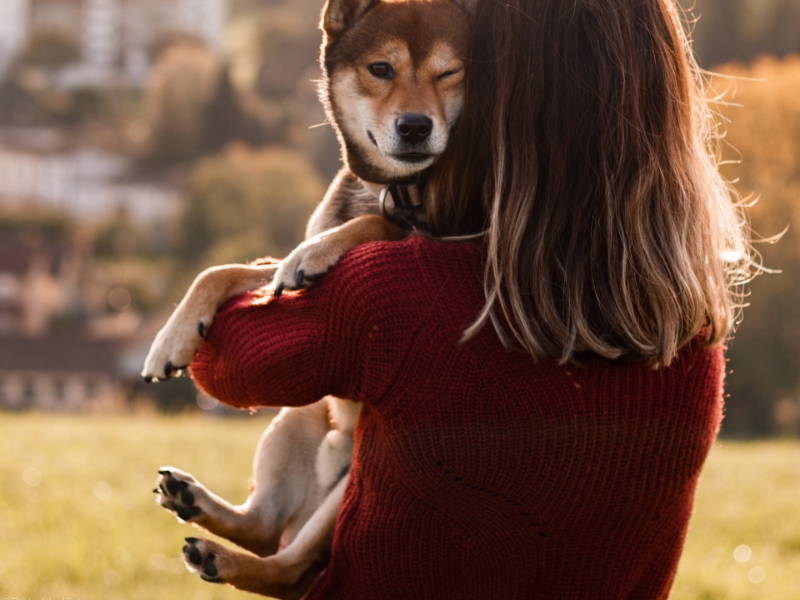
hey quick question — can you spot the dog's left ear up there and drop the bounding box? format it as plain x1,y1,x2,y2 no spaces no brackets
322,0,380,38
450,0,477,14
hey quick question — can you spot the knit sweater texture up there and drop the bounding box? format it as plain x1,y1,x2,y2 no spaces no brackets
190,236,725,600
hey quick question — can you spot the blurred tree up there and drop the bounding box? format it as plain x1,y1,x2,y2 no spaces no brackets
145,41,275,165
255,8,319,101
203,64,266,153
92,209,149,259
0,208,76,242
178,143,326,268
145,41,220,164
21,28,81,70
712,57,800,436
687,0,800,66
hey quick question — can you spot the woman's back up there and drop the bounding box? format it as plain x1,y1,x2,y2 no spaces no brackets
192,236,724,599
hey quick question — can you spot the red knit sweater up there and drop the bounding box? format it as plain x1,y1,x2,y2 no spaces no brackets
190,236,724,600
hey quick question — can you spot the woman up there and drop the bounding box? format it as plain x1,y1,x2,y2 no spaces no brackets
190,0,750,597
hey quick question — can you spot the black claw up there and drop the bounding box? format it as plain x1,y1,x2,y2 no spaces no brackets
187,546,202,566
158,469,171,476
164,361,174,378
180,488,195,506
143,375,153,384
274,282,285,298
198,321,206,338
296,270,305,288
185,537,198,543
152,488,159,494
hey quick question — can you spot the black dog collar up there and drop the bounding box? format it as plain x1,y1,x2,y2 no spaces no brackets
379,178,426,230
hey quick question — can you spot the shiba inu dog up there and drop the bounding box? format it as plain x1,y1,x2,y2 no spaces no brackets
142,0,471,596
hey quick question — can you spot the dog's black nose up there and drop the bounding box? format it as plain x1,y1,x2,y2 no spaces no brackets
396,114,433,144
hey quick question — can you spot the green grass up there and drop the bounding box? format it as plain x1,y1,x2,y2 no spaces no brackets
1,414,798,599
0,413,270,600
673,441,800,599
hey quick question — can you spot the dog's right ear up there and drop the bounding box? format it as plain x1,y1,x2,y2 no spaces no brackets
321,0,380,38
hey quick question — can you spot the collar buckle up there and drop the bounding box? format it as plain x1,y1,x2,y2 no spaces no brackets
379,180,426,230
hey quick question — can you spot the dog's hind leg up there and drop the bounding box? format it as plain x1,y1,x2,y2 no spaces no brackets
181,473,349,599
157,400,331,557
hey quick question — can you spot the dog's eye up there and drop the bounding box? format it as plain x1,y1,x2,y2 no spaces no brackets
367,62,394,80
438,68,463,80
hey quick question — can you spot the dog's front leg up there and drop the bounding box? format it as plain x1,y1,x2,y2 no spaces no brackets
273,214,407,294
182,473,349,599
142,262,278,381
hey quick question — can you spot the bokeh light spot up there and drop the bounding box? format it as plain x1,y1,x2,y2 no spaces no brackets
104,570,121,587
748,566,766,583
150,553,169,570
23,467,42,487
117,491,138,510
734,545,752,563
108,287,132,311
197,393,219,411
94,480,113,500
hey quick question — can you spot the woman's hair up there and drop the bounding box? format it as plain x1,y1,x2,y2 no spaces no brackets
426,0,752,366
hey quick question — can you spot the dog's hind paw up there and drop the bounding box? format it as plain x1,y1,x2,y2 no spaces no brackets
183,537,226,583
155,467,206,523
182,535,321,599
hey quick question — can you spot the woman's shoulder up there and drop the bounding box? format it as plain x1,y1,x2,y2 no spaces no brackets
333,235,486,291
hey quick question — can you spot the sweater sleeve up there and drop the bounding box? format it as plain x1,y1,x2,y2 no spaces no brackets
189,257,369,409
188,238,436,410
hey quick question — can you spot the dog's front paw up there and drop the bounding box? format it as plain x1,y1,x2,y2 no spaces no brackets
183,537,226,583
273,235,346,297
155,467,206,523
142,309,213,382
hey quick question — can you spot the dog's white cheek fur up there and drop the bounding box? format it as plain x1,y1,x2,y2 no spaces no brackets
332,71,441,179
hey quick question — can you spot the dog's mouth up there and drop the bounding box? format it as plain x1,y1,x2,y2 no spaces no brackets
391,152,434,165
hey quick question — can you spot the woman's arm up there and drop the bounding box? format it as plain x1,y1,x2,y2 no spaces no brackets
188,236,467,410
189,277,364,410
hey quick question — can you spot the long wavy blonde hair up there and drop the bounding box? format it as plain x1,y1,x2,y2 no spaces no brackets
425,0,752,366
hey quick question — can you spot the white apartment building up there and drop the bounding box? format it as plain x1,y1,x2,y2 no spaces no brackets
8,0,228,87
0,128,180,224
0,0,29,76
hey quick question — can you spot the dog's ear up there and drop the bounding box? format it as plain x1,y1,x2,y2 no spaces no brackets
322,0,380,38
450,0,477,14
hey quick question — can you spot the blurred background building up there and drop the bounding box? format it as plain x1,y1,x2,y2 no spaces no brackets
0,0,798,433
3,0,227,87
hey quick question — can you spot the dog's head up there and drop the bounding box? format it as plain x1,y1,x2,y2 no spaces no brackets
320,0,472,184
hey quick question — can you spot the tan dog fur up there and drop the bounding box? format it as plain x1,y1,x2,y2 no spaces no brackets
143,0,470,596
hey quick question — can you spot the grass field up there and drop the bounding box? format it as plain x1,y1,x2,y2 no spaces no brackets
0,414,798,600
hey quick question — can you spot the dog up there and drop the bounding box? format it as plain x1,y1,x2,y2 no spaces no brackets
142,0,471,597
